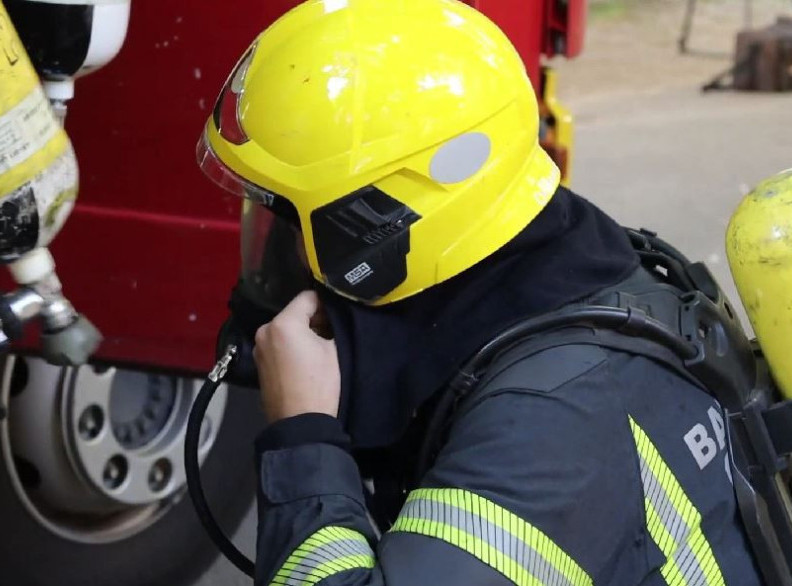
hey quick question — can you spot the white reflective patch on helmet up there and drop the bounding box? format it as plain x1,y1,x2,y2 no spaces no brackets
323,0,348,14
534,166,560,206
430,132,491,185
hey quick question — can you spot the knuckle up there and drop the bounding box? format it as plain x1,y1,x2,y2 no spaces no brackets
267,316,291,341
254,324,269,346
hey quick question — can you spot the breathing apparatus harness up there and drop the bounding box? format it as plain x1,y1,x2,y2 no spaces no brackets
184,228,792,583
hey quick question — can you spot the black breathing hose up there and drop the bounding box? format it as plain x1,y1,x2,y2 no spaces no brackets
184,346,256,578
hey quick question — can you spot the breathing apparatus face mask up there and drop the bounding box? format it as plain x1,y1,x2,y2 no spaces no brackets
197,138,313,385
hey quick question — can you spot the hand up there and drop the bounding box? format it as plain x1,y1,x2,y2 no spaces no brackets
253,290,341,422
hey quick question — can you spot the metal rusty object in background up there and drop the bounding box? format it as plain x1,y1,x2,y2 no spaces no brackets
727,169,792,399
734,17,792,92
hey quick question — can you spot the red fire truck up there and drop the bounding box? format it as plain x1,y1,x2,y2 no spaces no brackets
0,1,585,584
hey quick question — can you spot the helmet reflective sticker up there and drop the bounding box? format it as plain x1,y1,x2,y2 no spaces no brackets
323,0,348,14
532,165,561,207
429,132,491,184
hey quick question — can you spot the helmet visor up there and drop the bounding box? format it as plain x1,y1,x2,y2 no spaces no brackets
196,131,300,226
238,199,313,314
197,132,310,310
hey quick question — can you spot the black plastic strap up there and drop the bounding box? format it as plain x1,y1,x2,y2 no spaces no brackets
763,401,792,458
743,402,788,473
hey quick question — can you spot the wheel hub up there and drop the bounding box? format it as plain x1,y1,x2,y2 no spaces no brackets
0,354,228,543
109,372,178,450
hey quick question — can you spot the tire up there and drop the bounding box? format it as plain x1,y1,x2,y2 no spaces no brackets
0,377,264,586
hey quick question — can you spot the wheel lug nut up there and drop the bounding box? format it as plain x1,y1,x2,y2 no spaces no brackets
103,455,128,490
78,406,105,441
148,458,172,493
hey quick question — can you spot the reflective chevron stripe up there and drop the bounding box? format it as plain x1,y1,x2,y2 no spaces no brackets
269,526,375,586
629,417,725,586
391,488,592,586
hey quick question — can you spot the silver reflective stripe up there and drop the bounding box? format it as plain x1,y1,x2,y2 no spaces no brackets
638,455,708,586
280,539,370,584
270,527,375,586
391,489,592,586
629,417,725,586
673,540,707,586
640,457,686,548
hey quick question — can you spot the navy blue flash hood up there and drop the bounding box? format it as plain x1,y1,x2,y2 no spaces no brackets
321,186,640,448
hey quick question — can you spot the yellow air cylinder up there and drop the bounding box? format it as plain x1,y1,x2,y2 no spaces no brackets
0,1,77,261
727,169,792,399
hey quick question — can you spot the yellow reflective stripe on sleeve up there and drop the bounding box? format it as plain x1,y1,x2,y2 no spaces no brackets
390,488,592,586
628,417,725,586
269,526,375,586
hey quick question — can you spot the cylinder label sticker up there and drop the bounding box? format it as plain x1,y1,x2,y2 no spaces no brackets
0,86,59,175
0,184,38,261
0,148,77,261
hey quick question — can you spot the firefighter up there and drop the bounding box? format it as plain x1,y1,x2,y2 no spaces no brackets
198,0,763,583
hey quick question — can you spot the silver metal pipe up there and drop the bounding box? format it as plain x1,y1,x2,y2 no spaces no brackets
40,296,78,332
4,288,45,323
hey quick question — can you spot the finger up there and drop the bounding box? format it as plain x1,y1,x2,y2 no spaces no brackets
252,326,269,370
309,304,332,338
254,323,269,347
281,290,321,324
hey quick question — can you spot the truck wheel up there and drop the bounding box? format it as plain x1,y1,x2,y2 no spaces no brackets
0,354,263,586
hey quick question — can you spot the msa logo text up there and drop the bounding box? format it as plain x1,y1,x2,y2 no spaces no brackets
683,406,732,482
345,262,373,286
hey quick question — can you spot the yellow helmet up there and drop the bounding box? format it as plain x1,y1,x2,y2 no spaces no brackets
198,0,560,305
727,169,792,399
